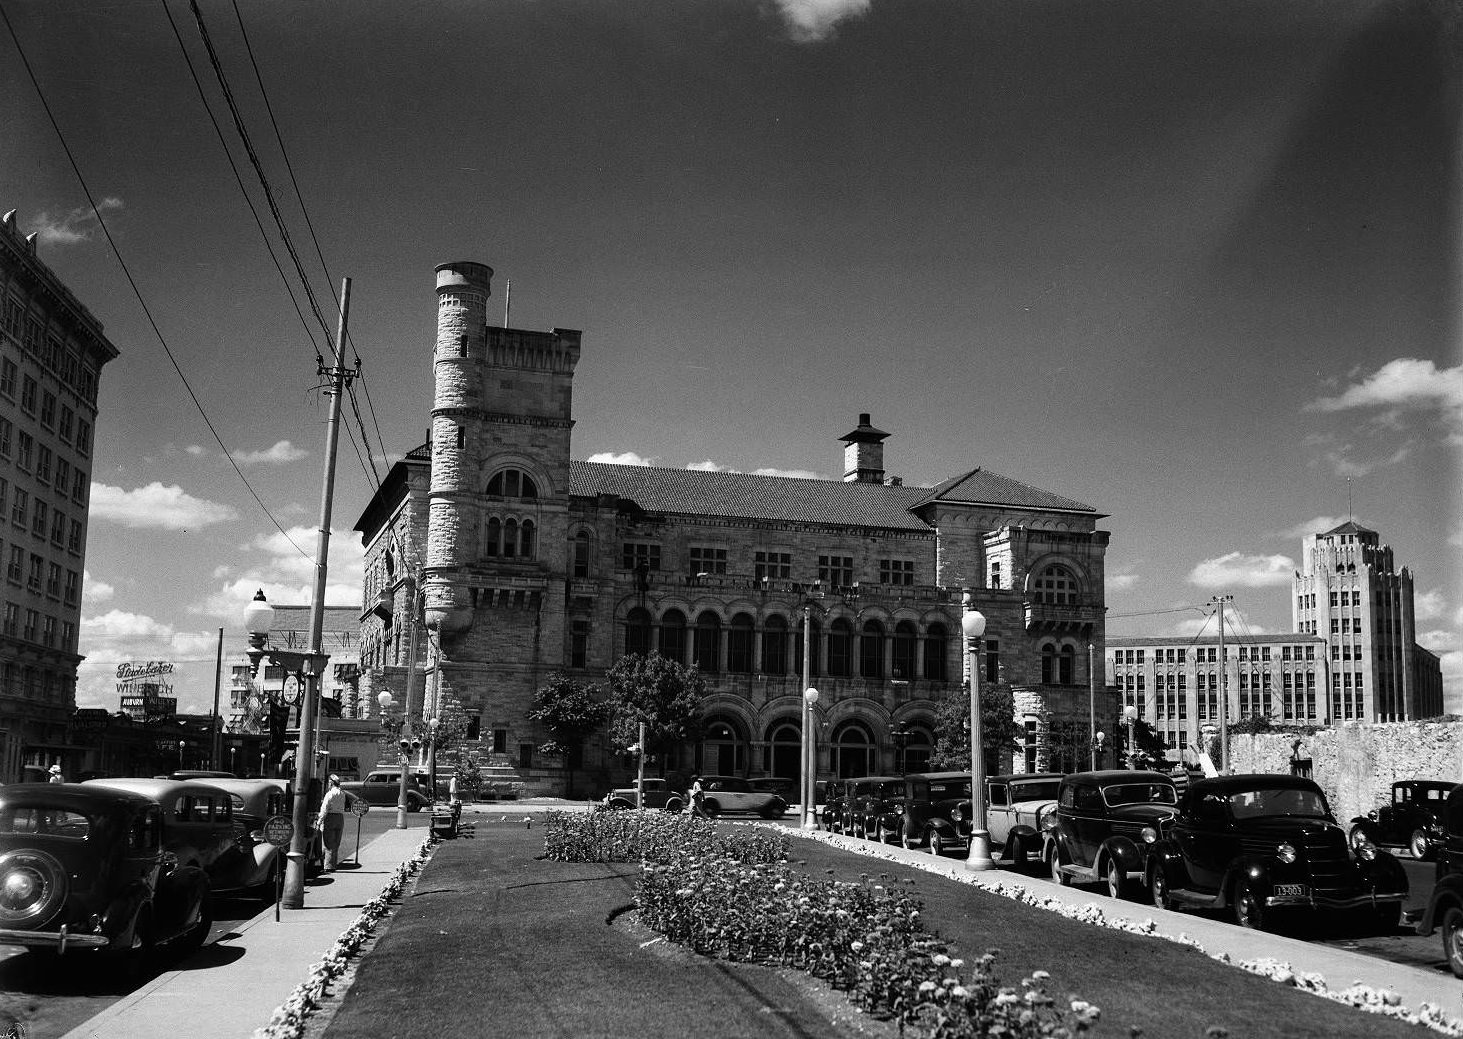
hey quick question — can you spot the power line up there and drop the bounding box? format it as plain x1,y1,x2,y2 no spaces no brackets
0,0,309,559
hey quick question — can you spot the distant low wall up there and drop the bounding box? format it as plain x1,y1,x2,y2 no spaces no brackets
1229,722,1463,825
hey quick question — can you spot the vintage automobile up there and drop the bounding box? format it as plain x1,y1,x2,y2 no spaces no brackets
340,768,432,812
852,777,911,841
84,778,240,877
837,776,900,837
698,775,787,819
1412,783,1463,976
603,777,685,812
986,772,1063,869
0,783,211,968
1145,774,1408,931
864,771,971,853
750,776,796,802
1042,770,1179,898
818,779,849,832
1349,779,1455,861
202,778,322,898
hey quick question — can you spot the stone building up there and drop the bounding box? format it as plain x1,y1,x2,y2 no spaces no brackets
353,260,1114,795
0,210,118,782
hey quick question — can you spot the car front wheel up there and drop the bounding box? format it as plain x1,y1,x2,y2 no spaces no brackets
1232,879,1266,930
1410,829,1433,861
1149,866,1173,910
901,827,919,851
1049,847,1071,886
1105,859,1133,900
1008,835,1029,872
664,797,685,814
927,829,944,857
1442,905,1463,979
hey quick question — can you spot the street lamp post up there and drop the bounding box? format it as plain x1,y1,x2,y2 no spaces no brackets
177,740,186,771
801,687,820,830
962,592,993,871
1123,705,1139,768
1087,642,1096,770
1093,731,1106,768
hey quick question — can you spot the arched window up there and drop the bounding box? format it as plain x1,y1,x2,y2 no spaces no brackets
1033,564,1079,605
794,616,820,678
625,607,652,657
520,519,535,559
762,615,789,675
828,618,853,677
486,469,539,499
503,519,519,558
572,531,591,578
485,517,501,557
891,621,916,680
860,620,885,678
832,722,875,778
923,623,948,682
767,722,801,781
1059,645,1075,685
694,611,721,672
903,726,934,774
659,609,687,663
701,717,744,775
1041,642,1057,684
727,613,755,674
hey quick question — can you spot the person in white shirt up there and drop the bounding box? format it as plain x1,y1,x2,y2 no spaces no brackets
315,774,355,871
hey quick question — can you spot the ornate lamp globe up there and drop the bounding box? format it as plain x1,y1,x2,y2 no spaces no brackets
242,589,274,639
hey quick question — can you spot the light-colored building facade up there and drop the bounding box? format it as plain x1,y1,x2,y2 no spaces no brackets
1292,520,1441,721
0,210,117,782
226,604,362,732
354,260,1116,795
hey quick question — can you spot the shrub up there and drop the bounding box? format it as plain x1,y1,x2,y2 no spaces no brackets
540,808,789,864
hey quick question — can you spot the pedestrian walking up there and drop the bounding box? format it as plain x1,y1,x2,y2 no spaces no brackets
315,774,355,871
47,764,63,784
689,774,706,818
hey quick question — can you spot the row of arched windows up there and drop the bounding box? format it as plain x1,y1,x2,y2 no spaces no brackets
485,516,536,559
624,608,950,681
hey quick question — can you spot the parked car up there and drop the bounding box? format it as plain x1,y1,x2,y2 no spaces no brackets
1145,774,1408,931
155,770,237,780
838,776,900,837
202,777,317,898
603,778,685,812
851,778,910,841
340,769,432,812
84,777,240,877
698,776,787,819
0,783,211,969
819,779,849,832
1349,779,1455,861
1412,783,1463,976
1042,770,1179,899
986,772,1063,869
907,772,973,855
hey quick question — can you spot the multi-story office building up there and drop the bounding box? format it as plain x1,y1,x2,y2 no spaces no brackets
354,261,1115,795
1293,520,1441,721
0,211,118,782
226,604,362,731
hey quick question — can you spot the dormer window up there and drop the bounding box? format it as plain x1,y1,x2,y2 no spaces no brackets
487,469,538,499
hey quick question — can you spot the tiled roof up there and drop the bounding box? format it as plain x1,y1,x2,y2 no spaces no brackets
1320,520,1375,536
913,468,1098,515
569,462,933,530
568,461,1099,529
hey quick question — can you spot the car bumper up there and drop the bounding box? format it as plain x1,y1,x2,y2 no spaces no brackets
1264,890,1407,911
0,925,111,952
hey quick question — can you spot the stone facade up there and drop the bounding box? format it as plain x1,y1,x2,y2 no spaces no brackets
1229,722,1463,827
0,210,119,783
353,260,1115,796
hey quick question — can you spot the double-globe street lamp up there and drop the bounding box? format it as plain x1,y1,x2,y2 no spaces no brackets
243,590,330,910
962,592,994,871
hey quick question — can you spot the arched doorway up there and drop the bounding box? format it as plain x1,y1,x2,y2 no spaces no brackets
701,716,745,776
767,722,800,781
831,721,875,778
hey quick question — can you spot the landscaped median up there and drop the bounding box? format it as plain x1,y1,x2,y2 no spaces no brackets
284,814,1453,1039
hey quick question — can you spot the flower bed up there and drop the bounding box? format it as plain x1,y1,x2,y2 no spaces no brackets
254,836,437,1039
540,807,788,864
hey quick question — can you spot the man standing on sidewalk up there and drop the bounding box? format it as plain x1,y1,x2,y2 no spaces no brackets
316,774,356,871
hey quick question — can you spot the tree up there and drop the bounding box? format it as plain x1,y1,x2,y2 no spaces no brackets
1120,716,1170,769
527,673,611,797
603,652,706,766
928,683,1023,775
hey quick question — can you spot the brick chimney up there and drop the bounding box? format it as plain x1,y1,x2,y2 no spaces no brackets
839,412,889,483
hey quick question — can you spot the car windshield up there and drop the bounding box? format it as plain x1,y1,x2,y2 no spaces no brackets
0,806,92,839
1102,783,1177,807
929,779,970,798
1228,786,1328,820
1010,780,1061,802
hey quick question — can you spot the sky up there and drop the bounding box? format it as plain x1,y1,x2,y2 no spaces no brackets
1,0,1459,714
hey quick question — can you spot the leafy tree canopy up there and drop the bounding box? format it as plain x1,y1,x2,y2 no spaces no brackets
604,652,706,756
928,683,1022,772
527,673,611,757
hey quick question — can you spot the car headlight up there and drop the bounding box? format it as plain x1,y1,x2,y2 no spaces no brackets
1355,841,1378,862
1141,826,1158,844
1276,842,1297,864
951,806,964,823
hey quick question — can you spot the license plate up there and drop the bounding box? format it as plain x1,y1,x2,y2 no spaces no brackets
1272,883,1308,898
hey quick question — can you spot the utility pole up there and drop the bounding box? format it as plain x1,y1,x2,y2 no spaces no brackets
211,626,223,769
283,277,357,910
1212,594,1233,775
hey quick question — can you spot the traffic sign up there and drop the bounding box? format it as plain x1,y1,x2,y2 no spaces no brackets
350,799,370,817
263,815,294,846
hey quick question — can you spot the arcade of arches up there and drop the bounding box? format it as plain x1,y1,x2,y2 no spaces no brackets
699,714,934,780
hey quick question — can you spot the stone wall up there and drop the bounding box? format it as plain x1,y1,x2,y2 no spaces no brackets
1229,722,1463,825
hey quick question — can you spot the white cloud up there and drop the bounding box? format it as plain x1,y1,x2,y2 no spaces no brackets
1320,444,1412,478
1416,588,1449,622
1107,574,1140,591
752,466,823,479
1275,516,1348,540
75,610,220,710
82,570,114,604
769,0,873,42
1166,604,1270,638
235,440,308,467
686,459,723,472
90,482,239,530
1306,357,1463,436
198,525,365,619
587,451,659,467
1419,628,1459,653
24,197,124,245
1188,552,1297,589
185,445,207,457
